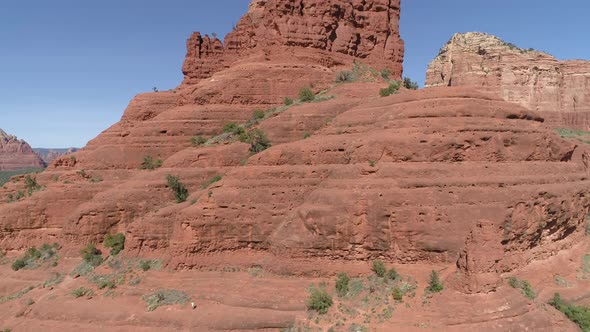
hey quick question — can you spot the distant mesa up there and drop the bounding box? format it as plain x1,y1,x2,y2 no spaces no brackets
426,32,590,130
34,147,80,164
0,128,46,171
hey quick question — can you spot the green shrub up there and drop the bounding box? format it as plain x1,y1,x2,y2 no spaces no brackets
140,260,152,271
369,160,376,167
104,233,125,256
140,156,162,170
7,190,25,202
380,69,391,80
252,109,265,120
11,259,26,271
97,279,116,290
142,289,190,311
508,277,535,299
284,97,294,106
427,270,444,293
336,71,355,83
372,260,386,278
166,175,189,203
72,287,94,298
306,287,333,314
11,244,57,271
239,129,272,154
392,287,403,301
402,77,419,90
379,81,400,97
335,272,350,298
549,293,590,332
303,133,311,139
80,244,103,267
201,175,222,189
222,123,245,135
386,268,399,281
191,136,207,146
24,175,42,196
299,87,315,102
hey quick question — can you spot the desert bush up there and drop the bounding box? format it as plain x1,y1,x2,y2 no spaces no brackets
508,277,535,299
140,260,152,271
298,87,315,102
222,122,245,136
7,190,25,202
141,156,162,170
306,286,333,314
380,69,391,80
11,244,57,271
80,244,103,267
336,71,355,83
402,77,419,90
335,272,350,297
142,289,190,311
252,109,265,120
386,268,399,281
372,260,386,278
201,175,222,189
549,293,590,332
191,135,207,146
284,97,294,106
239,129,272,154
427,270,444,293
166,175,189,203
379,81,400,97
392,287,403,301
104,233,125,256
24,175,42,196
72,287,95,298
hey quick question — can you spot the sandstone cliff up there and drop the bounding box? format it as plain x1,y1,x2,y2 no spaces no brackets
1,1,589,300
426,32,590,129
0,129,46,170
34,147,79,164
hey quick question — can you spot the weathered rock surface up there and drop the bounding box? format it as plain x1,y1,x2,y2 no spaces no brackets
0,129,46,170
426,32,590,129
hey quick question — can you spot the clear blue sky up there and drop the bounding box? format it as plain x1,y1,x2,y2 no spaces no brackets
1,0,587,148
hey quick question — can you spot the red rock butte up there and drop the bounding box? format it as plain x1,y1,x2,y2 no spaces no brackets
426,32,590,130
0,129,45,171
1,2,590,331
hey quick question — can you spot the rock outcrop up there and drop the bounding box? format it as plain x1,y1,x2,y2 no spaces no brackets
1,1,590,299
0,129,46,170
426,32,590,129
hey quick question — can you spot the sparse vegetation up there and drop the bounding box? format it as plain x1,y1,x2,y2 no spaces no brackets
191,135,207,146
166,174,189,203
369,160,376,167
549,293,590,332
284,97,294,106
372,260,386,278
72,287,95,298
239,129,272,154
402,77,419,90
335,272,350,298
7,190,25,202
140,156,163,170
380,69,391,80
11,243,58,271
299,87,315,102
307,286,333,314
223,122,245,136
0,285,34,304
142,289,190,311
336,70,355,83
426,270,444,294
508,276,535,299
392,286,403,301
0,167,44,186
140,260,152,271
104,233,125,256
379,81,400,97
199,176,221,191
43,272,64,288
80,244,103,267
386,268,399,281
23,175,42,196
252,109,266,120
